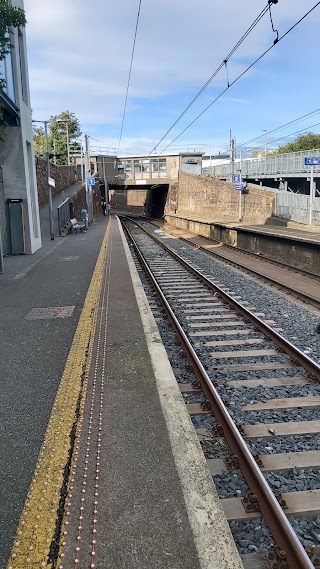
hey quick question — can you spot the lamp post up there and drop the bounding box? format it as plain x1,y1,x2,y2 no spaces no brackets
32,119,55,240
56,119,70,165
263,129,268,157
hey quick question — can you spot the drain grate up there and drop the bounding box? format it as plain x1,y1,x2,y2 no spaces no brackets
25,306,75,320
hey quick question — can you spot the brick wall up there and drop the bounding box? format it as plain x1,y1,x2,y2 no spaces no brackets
36,159,77,207
165,172,275,224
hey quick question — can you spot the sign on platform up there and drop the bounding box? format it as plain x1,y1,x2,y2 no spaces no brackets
235,184,244,191
232,174,241,183
304,157,320,165
88,177,96,186
48,177,55,188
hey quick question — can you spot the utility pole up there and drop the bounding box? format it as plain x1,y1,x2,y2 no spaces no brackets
80,144,84,182
102,156,106,189
33,119,54,240
84,135,93,223
263,129,268,157
53,139,57,165
45,121,55,240
0,230,3,273
239,150,243,222
230,133,235,181
309,164,315,225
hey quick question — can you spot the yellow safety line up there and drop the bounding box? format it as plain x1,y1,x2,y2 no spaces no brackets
7,221,111,569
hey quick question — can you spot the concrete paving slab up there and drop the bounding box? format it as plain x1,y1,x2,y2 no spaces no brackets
0,209,108,567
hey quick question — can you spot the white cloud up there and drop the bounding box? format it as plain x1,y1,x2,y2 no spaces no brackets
24,0,320,148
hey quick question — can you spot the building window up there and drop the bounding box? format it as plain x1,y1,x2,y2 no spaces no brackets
117,162,124,173
0,37,16,103
125,160,132,174
142,159,149,173
134,160,142,173
18,29,28,104
151,158,167,172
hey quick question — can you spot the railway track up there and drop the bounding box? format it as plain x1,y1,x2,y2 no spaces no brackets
145,219,320,309
121,216,320,569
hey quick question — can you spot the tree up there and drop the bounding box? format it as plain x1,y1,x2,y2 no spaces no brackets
0,1,26,141
275,132,320,154
32,124,46,157
48,111,82,165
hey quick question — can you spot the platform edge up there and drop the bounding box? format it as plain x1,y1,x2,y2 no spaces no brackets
117,216,244,569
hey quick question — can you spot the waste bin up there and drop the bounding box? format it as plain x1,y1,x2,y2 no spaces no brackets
7,199,25,254
81,209,89,230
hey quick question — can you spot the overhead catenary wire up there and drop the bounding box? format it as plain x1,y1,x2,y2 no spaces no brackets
157,2,320,156
248,120,320,152
236,107,320,150
148,2,272,156
117,0,142,156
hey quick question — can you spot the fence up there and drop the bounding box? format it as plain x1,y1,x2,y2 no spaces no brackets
212,148,320,179
57,198,71,234
275,192,320,225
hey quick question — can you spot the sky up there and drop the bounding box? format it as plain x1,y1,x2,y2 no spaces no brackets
23,0,320,156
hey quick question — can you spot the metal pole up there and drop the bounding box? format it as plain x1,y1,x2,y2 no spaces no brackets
263,129,268,156
309,164,314,225
88,137,94,224
239,150,242,222
102,156,106,189
66,123,70,166
45,121,55,240
230,136,235,181
0,231,4,273
53,139,57,165
84,135,93,223
80,144,84,182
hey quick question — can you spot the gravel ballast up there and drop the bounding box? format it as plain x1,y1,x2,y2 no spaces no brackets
125,222,320,555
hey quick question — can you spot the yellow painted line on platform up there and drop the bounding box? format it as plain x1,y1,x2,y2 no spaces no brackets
7,222,111,569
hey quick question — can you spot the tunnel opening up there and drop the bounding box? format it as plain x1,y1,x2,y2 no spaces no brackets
145,184,169,218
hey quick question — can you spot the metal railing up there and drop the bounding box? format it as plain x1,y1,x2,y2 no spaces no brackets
212,148,320,179
57,198,71,235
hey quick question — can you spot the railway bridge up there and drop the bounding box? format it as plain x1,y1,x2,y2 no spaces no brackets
208,148,320,195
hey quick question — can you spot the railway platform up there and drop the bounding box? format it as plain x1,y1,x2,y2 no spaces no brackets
163,213,320,276
2,214,243,569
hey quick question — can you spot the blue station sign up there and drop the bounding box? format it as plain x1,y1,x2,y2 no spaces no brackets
235,184,244,191
88,177,96,186
304,157,320,166
232,174,241,183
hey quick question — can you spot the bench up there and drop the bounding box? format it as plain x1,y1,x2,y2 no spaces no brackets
70,218,86,234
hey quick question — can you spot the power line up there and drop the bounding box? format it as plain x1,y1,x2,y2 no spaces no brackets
250,120,320,151
148,2,272,155
236,107,320,150
157,2,320,156
117,0,142,156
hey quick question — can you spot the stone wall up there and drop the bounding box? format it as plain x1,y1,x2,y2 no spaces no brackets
109,188,148,215
69,184,104,221
165,172,275,224
36,159,77,207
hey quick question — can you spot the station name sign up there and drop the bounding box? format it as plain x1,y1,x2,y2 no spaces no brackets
304,157,320,165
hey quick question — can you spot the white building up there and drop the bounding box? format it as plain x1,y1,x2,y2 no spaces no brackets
0,0,41,255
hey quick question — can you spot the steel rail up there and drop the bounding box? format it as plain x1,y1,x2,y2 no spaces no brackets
121,217,314,569
149,223,320,309
125,216,320,380
148,218,320,281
